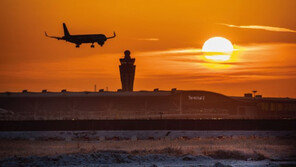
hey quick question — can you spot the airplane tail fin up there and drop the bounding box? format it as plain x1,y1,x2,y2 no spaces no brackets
63,23,70,37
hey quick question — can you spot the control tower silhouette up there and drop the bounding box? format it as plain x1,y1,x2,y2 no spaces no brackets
119,50,136,91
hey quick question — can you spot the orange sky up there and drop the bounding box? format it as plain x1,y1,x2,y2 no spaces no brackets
0,0,296,97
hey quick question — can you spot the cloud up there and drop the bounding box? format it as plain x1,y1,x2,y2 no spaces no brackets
140,48,203,56
136,38,159,41
220,23,296,33
140,65,296,84
171,58,249,65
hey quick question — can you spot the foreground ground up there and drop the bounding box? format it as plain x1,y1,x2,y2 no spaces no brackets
0,131,295,166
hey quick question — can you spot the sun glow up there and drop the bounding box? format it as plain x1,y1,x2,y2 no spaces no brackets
204,55,230,61
202,37,233,62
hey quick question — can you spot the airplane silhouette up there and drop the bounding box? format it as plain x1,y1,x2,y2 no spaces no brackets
45,23,116,48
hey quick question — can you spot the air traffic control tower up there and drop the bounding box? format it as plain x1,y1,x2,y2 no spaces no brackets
119,50,136,91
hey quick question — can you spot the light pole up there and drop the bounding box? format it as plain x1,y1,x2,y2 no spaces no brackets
252,90,257,99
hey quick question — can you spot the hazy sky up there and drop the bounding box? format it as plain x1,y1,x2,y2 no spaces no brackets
0,0,296,97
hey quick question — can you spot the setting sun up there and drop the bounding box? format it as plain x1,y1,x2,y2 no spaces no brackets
202,37,233,62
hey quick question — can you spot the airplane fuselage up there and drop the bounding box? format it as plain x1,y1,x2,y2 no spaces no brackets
63,34,107,46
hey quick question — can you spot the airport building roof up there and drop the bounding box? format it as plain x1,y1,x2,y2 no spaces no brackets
0,90,175,97
231,96,296,102
0,90,295,102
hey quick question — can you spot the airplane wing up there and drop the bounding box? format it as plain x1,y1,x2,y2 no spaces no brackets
44,32,63,40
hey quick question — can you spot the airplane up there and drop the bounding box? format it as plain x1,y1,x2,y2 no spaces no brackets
45,23,116,48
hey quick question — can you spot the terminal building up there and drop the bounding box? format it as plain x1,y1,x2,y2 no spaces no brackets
0,51,295,120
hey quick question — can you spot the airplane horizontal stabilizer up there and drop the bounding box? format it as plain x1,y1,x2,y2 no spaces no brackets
44,32,63,40
107,32,116,39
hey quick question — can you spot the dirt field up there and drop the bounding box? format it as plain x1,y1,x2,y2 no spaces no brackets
0,131,295,166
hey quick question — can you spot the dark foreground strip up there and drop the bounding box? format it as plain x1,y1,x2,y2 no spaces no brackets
0,119,295,131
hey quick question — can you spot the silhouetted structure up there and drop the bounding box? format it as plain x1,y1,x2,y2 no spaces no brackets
119,50,136,91
0,90,295,121
45,23,116,48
